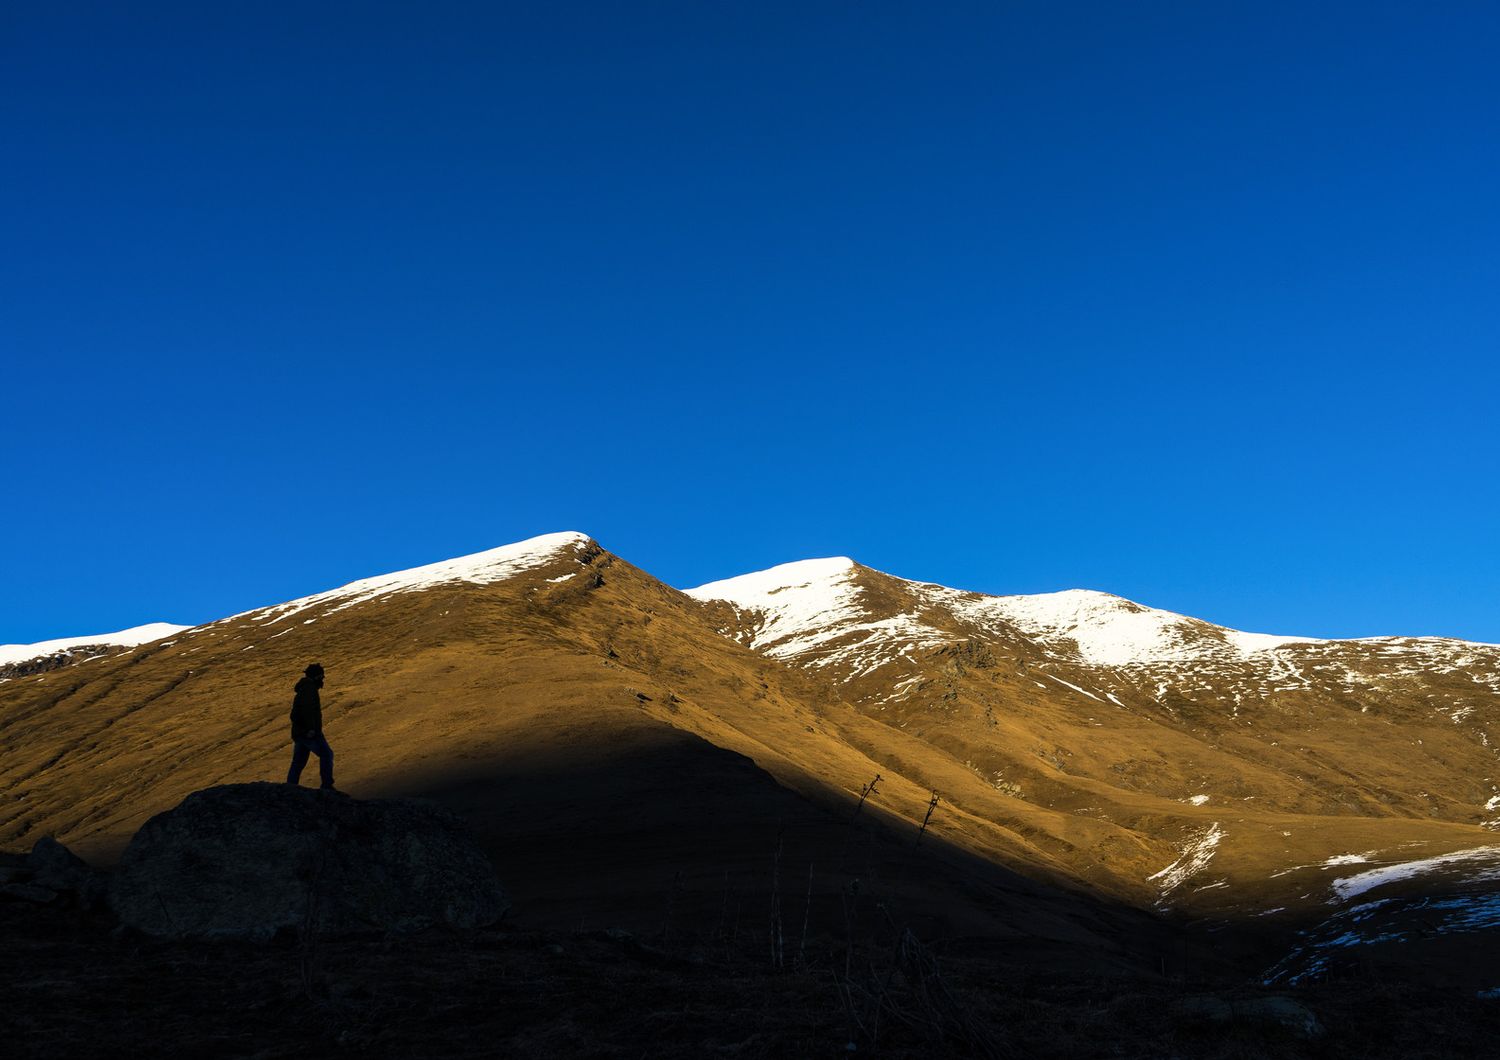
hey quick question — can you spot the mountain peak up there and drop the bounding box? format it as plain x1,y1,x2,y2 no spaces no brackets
686,556,856,599
685,557,863,659
686,557,1333,673
955,588,1323,667
236,530,596,627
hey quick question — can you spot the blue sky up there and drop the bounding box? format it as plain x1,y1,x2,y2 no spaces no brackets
4,2,1498,644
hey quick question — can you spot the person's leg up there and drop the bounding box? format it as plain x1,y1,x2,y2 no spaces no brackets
287,738,310,784
312,733,335,789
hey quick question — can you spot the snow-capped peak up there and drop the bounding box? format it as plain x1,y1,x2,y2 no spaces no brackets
686,557,856,605
241,530,593,626
687,559,1329,674
685,558,861,655
951,588,1321,667
0,622,191,668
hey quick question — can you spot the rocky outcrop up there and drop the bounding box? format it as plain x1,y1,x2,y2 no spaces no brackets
1178,995,1325,1040
0,837,106,907
109,783,507,939
0,644,126,679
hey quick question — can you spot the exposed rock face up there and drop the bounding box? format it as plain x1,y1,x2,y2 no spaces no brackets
0,644,126,679
109,783,507,939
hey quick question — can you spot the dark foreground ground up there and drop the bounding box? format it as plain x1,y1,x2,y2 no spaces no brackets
4,901,1500,1059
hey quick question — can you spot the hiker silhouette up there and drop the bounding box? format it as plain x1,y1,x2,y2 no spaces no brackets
286,662,335,790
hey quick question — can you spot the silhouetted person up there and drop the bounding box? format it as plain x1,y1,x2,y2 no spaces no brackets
286,662,335,790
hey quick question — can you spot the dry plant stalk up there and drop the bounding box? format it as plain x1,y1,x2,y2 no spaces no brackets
769,824,785,969
299,844,328,1000
834,909,1005,1060
659,869,682,945
852,773,882,820
915,791,940,845
797,861,814,967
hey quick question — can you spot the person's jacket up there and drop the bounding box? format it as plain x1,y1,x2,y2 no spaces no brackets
289,677,323,737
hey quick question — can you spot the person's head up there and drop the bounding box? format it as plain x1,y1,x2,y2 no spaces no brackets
304,662,325,684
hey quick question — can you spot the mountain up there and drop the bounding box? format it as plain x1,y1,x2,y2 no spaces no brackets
687,555,1500,982
0,533,1160,967
5,532,1500,988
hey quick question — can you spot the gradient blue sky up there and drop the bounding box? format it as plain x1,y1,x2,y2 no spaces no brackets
4,2,1498,645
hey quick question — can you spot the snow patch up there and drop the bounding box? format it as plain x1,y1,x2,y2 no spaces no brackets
1323,853,1372,868
1268,893,1500,986
1330,846,1500,902
1039,672,1104,702
1149,823,1225,900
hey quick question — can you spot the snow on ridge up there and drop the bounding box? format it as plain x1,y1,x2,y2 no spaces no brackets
947,588,1322,667
241,530,593,627
685,562,1331,671
0,622,190,668
694,557,1500,676
936,587,1500,665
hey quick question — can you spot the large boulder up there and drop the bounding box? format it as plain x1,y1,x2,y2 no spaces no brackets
109,783,507,939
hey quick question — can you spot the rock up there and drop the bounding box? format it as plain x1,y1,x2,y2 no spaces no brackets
1179,994,1324,1039
1246,997,1325,1039
26,836,104,903
108,782,508,940
1180,996,1232,1020
1,882,59,904
27,839,93,887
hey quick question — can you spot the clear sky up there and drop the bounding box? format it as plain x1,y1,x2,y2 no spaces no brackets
4,2,1498,645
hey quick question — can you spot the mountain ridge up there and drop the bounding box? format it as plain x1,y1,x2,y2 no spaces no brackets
7,529,1500,987
10,531,1494,676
